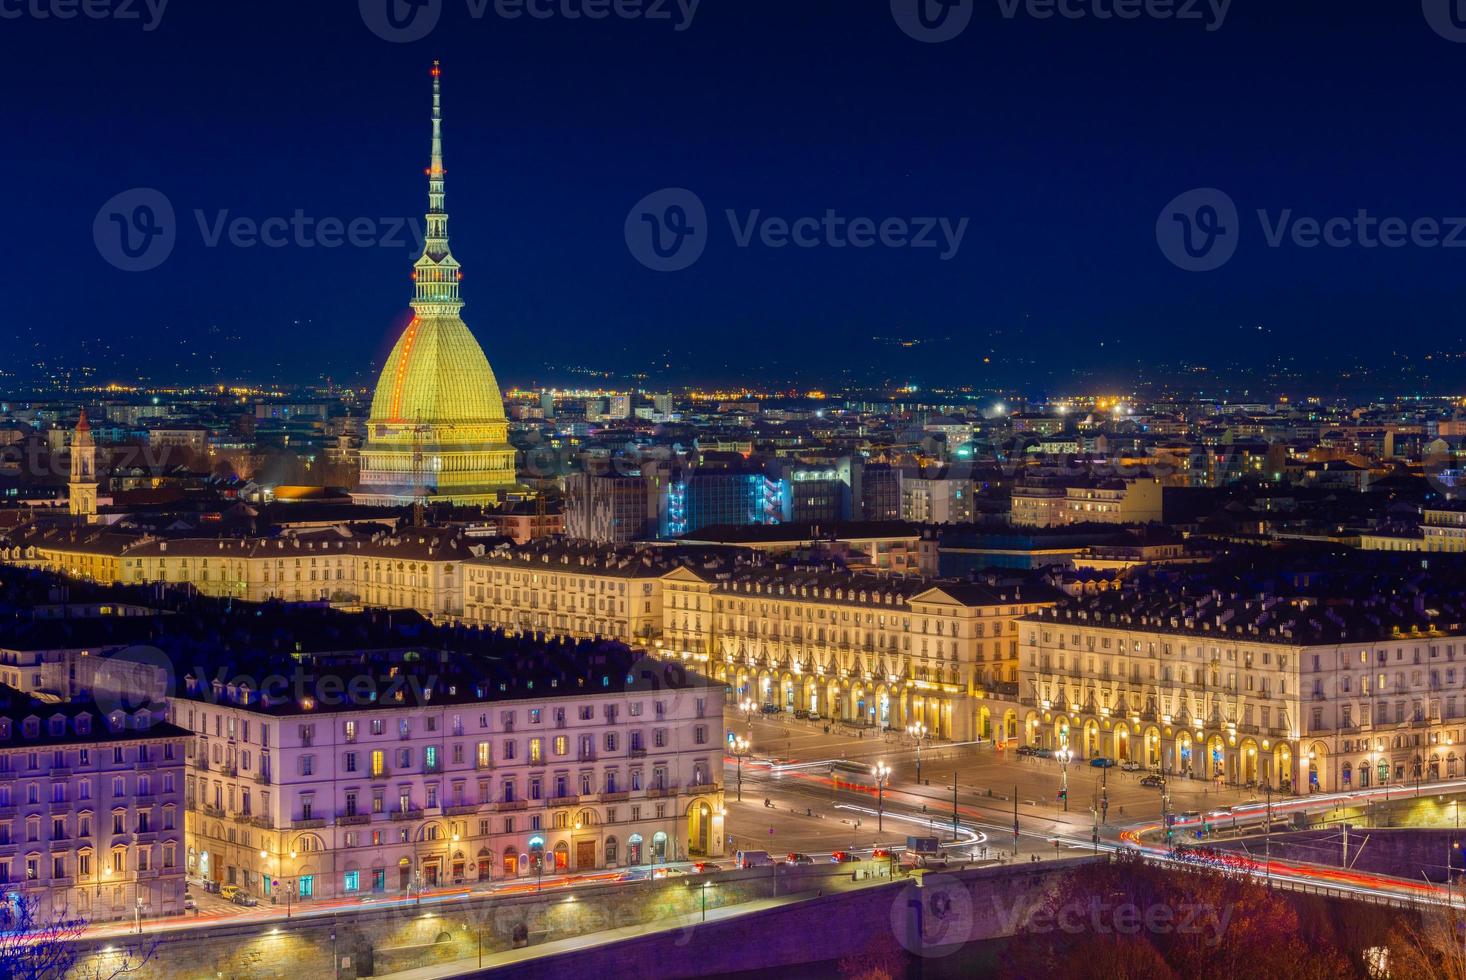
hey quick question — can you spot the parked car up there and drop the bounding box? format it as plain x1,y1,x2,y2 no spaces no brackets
807,712,822,722
1140,774,1165,788
183,897,197,911
1120,760,1143,772
760,703,781,715
1016,745,1036,757
1032,748,1055,760
218,884,240,902
690,862,724,874
784,852,815,865
793,709,809,719
232,892,259,907
830,851,858,863
1090,757,1116,768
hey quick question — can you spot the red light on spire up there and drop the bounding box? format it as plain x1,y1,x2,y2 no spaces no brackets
431,61,442,78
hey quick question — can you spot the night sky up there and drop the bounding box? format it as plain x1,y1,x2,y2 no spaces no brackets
7,1,1466,393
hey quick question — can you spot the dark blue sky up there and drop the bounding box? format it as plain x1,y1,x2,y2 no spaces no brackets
7,1,1466,394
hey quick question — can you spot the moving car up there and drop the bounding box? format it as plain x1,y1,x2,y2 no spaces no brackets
830,851,858,863
735,850,775,869
1016,745,1036,757
1120,760,1142,772
690,862,724,874
1089,757,1116,768
871,848,892,859
1140,774,1165,788
232,892,259,907
784,852,814,865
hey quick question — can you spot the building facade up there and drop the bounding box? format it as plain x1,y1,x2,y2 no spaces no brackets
0,689,188,923
176,652,723,904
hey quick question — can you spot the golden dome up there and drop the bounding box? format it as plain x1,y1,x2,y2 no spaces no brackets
368,314,507,425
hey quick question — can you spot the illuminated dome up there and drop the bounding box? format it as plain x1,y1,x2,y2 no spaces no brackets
368,315,507,425
355,63,519,508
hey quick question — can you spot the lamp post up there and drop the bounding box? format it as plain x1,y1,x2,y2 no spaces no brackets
1057,748,1072,812
740,699,756,739
733,736,750,803
873,762,890,833
908,723,927,784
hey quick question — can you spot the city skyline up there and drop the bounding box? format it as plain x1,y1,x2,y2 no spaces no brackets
9,4,1466,394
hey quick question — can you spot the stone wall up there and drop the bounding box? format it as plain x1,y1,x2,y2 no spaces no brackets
66,862,897,979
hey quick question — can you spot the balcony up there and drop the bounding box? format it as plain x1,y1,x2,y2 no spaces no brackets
201,804,225,819
336,813,371,826
369,769,391,781
444,804,478,816
292,818,326,830
547,794,579,808
496,800,528,812
599,791,630,803
684,782,721,797
628,747,647,758
389,809,424,822
254,773,271,785
219,764,238,778
247,816,273,830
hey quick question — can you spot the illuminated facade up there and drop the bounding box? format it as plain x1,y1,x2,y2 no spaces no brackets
68,409,98,523
357,64,516,507
177,655,722,902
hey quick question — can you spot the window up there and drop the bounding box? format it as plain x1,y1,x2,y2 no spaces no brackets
344,870,360,892
371,751,385,777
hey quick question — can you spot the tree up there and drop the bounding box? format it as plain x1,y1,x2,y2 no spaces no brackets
0,894,156,980
838,930,907,980
0,893,84,980
1387,905,1466,980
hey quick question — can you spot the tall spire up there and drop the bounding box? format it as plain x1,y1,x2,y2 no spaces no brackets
412,60,463,316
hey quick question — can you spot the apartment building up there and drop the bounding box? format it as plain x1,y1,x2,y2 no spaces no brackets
176,643,722,904
0,687,188,922
1018,574,1466,795
2,525,481,619
659,565,1062,741
1011,477,1163,528
461,541,674,647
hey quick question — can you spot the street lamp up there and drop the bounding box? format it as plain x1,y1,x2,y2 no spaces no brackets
873,762,891,833
907,723,927,784
1057,748,1072,811
733,736,750,803
740,698,756,738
